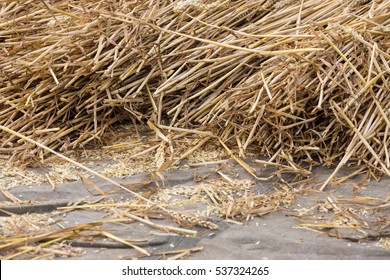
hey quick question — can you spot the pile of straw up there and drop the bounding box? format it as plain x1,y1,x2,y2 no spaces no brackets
1,0,389,181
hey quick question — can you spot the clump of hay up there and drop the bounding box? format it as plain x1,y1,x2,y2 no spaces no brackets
1,0,389,185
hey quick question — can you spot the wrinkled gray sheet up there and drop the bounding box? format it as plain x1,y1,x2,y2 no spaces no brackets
1,163,389,260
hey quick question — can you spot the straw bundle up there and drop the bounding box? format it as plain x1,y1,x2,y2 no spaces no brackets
0,0,389,180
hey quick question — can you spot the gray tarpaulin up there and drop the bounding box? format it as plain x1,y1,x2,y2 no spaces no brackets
1,163,389,259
